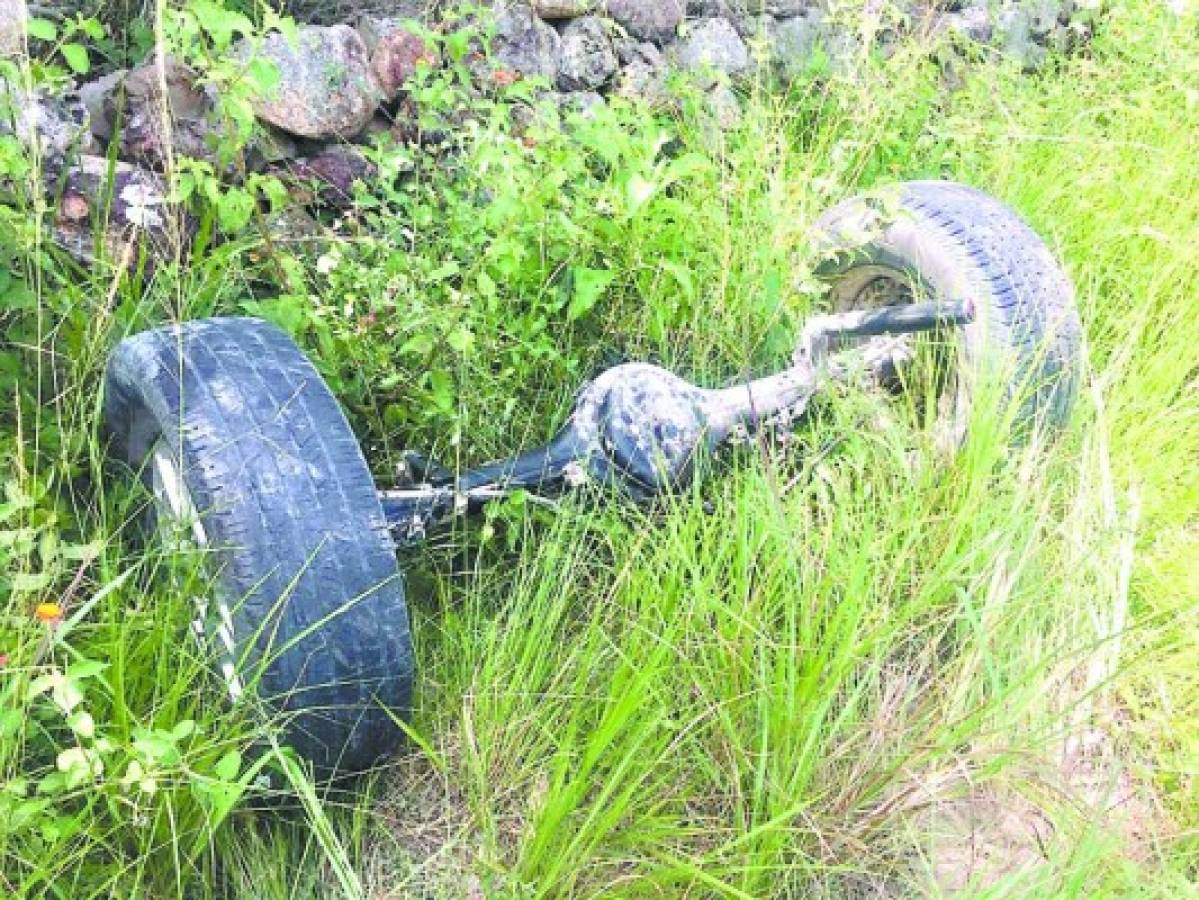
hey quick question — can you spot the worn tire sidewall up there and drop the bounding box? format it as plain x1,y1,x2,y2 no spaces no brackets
104,320,413,776
812,184,1080,432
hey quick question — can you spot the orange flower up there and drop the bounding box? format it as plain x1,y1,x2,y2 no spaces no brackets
35,602,63,624
491,68,518,87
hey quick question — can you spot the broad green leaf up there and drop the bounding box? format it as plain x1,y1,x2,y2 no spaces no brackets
0,527,37,547
625,175,657,215
658,259,694,301
567,267,615,321
3,778,28,797
242,294,309,336
193,0,253,49
60,540,103,561
60,43,90,75
0,709,23,738
26,18,57,41
134,733,181,766
447,325,474,354
400,332,434,356
217,189,255,233
10,572,51,593
66,659,108,680
214,749,241,781
78,18,105,41
246,57,281,95
428,370,454,413
428,260,460,281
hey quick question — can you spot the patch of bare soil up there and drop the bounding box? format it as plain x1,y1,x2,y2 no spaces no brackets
905,721,1169,894
360,727,539,899
360,745,485,899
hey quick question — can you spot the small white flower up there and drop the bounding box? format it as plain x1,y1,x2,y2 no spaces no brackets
57,746,103,779
67,711,96,739
30,668,84,715
315,252,340,275
120,759,143,789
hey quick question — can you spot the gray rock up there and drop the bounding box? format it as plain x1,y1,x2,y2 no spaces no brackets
821,25,861,73
263,204,325,249
519,89,607,128
377,0,435,21
996,6,1048,70
276,0,435,26
75,69,126,142
686,3,767,39
604,0,685,46
620,40,661,67
612,58,671,107
0,79,96,163
358,16,436,101
935,6,993,43
734,14,775,41
493,4,561,81
247,124,299,169
558,15,619,91
688,0,817,22
1026,0,1066,36
768,10,828,77
686,0,739,21
106,58,226,170
241,25,383,139
52,155,189,267
751,15,782,42
610,35,669,104
533,0,596,17
613,34,666,67
274,143,377,208
675,17,751,80
559,89,607,117
752,0,814,16
704,81,741,130
1,0,26,58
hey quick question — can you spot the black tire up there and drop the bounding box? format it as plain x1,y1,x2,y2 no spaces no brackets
104,317,413,777
811,180,1083,435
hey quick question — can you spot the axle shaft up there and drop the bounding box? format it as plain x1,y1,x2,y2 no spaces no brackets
820,299,974,340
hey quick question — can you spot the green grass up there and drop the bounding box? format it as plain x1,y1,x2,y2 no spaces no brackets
1,2,1197,896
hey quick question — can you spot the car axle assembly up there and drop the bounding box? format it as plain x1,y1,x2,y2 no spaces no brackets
103,180,1083,775
379,299,974,547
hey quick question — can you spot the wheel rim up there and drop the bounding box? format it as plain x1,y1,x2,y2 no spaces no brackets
150,445,245,702
825,265,973,451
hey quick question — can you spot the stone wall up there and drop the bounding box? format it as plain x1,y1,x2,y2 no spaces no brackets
0,0,25,58
1,0,1103,266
